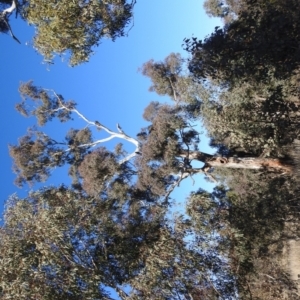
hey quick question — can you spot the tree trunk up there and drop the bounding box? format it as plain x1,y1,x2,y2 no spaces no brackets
207,156,292,173
181,150,292,173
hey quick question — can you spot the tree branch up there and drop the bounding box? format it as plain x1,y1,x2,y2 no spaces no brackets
1,0,20,43
168,77,179,103
2,0,16,16
162,168,211,204
51,90,141,164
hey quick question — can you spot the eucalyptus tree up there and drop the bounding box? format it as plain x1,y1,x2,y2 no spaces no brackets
213,168,300,300
186,0,300,86
12,81,209,199
200,82,300,157
140,53,300,168
11,80,294,204
6,59,300,300
143,55,298,157
0,186,166,299
0,183,241,299
1,0,136,65
2,157,298,299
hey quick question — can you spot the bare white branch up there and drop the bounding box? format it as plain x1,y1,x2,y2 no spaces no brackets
116,123,124,134
3,0,16,15
51,91,141,164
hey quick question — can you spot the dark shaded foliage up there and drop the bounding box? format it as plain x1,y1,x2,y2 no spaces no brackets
187,0,300,85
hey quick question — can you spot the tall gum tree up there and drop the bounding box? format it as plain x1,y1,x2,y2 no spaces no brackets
139,54,295,174
182,0,300,166
10,81,294,201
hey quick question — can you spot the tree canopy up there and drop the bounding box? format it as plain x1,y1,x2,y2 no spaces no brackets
0,186,165,299
1,0,136,65
3,0,300,299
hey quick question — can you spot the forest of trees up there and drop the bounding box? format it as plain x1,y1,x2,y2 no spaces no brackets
1,0,300,299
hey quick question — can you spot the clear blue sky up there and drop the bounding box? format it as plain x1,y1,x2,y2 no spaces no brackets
0,1,220,212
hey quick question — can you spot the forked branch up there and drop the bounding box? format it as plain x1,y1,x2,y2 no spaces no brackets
51,90,141,164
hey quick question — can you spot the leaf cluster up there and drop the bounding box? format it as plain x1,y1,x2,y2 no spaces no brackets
187,0,300,85
0,186,164,299
20,0,135,65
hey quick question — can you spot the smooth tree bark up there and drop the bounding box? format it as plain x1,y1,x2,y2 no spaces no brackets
203,155,292,173
180,149,292,173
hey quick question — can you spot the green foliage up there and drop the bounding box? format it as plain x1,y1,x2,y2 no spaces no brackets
127,187,237,299
200,83,300,156
136,102,200,196
78,147,128,197
203,0,243,23
18,81,76,125
183,0,300,157
183,1,300,295
224,170,300,299
13,82,204,202
19,0,135,65
203,0,228,18
140,53,208,108
9,126,93,187
187,0,300,85
140,53,184,99
0,186,164,299
130,222,235,299
6,1,300,297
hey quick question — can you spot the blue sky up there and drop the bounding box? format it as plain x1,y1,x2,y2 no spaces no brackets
0,1,220,211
